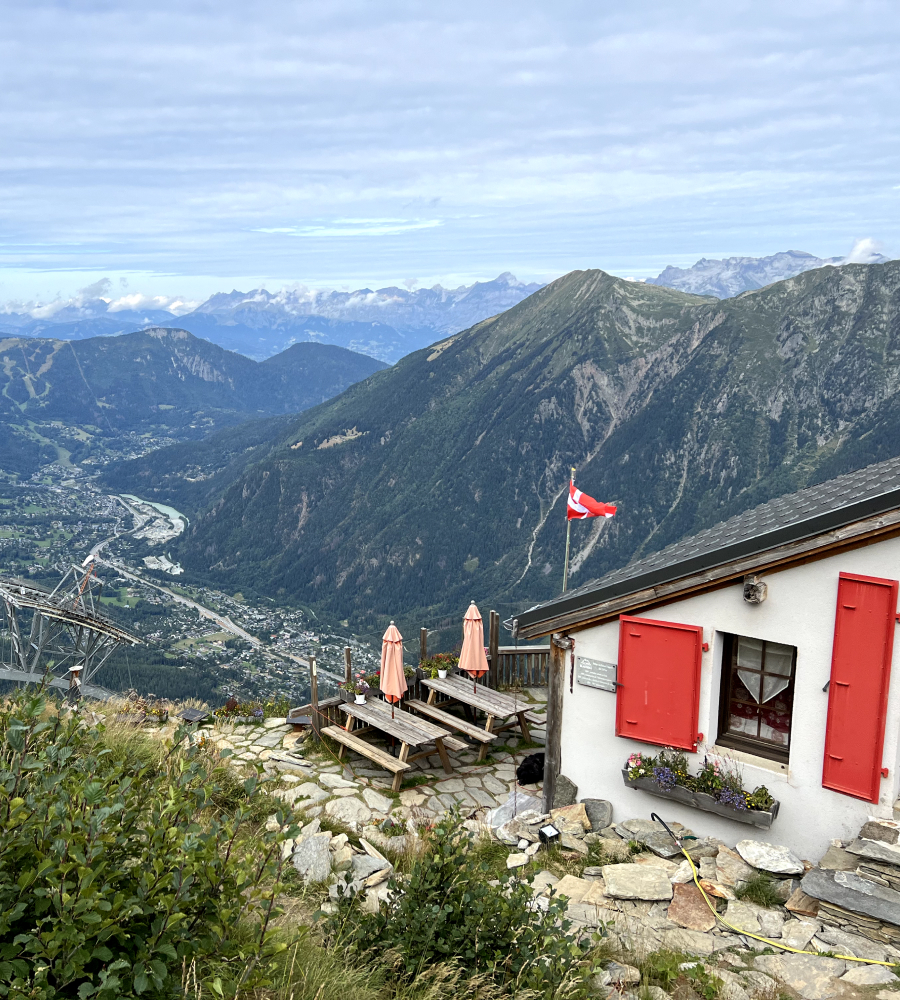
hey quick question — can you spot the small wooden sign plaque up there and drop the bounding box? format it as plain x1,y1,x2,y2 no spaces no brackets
576,656,617,692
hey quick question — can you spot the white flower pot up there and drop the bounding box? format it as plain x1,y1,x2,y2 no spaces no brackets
354,693,366,705
438,670,448,679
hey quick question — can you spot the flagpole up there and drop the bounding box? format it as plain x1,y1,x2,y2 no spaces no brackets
562,467,575,592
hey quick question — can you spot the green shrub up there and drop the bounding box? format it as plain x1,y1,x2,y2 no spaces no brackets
322,813,598,998
0,688,296,998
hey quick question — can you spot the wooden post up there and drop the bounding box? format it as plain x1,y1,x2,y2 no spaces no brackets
489,610,499,688
543,634,568,813
309,655,320,742
419,628,428,700
344,646,352,686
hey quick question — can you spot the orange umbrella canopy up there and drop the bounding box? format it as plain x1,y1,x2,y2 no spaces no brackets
380,621,407,705
458,601,489,683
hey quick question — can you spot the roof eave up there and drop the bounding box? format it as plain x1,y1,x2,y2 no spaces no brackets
517,506,900,639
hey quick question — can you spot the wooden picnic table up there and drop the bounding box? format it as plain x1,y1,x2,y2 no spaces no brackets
330,699,464,791
421,674,535,760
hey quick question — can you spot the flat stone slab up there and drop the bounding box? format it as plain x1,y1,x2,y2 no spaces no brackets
483,774,509,795
325,796,373,827
361,787,393,813
786,886,821,917
737,839,804,875
603,863,674,901
782,919,820,950
716,845,756,886
802,867,900,926
668,883,716,932
841,966,898,986
859,820,900,845
560,833,588,854
554,874,592,903
725,899,762,934
289,782,330,802
292,832,332,882
846,838,900,868
816,925,891,961
319,772,358,789
818,845,858,871
660,928,720,955
434,778,466,793
351,854,391,880
551,802,590,831
642,831,685,859
619,817,689,838
753,955,846,1000
507,852,529,869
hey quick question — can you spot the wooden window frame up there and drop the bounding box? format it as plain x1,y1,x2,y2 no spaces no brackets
717,633,796,764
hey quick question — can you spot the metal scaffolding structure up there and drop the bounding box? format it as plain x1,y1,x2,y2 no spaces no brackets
0,558,140,700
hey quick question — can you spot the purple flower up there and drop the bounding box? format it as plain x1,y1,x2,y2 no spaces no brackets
653,765,676,790
717,786,747,811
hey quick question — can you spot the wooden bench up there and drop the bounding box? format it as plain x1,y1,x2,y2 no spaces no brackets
322,725,411,792
406,699,498,744
361,699,470,755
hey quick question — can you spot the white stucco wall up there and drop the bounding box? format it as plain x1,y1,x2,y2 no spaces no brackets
560,537,900,861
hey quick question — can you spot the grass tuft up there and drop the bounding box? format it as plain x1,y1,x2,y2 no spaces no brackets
735,872,784,909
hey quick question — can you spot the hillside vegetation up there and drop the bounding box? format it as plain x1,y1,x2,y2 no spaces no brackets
0,687,598,999
0,330,385,476
104,263,900,631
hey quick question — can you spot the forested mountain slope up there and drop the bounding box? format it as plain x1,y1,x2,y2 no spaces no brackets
106,263,900,628
0,329,385,475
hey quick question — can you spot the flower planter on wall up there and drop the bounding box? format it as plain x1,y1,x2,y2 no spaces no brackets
621,769,779,830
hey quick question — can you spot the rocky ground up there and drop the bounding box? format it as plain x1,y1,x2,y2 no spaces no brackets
132,690,900,1000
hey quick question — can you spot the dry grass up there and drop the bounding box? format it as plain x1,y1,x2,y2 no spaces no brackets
247,937,563,1000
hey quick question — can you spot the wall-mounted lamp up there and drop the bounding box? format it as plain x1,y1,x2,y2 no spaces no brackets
743,575,767,605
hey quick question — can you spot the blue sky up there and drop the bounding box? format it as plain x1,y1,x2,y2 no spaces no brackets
1,0,898,308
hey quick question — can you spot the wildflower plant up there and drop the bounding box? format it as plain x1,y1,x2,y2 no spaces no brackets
626,747,774,813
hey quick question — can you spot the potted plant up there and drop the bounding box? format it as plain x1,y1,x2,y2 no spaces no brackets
622,749,779,829
343,672,370,705
422,652,459,679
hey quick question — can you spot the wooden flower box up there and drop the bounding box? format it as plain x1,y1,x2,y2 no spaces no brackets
621,769,779,830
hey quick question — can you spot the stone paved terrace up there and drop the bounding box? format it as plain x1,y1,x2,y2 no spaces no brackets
130,689,900,1000
148,686,549,830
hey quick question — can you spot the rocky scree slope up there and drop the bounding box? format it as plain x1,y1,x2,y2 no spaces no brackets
109,262,900,627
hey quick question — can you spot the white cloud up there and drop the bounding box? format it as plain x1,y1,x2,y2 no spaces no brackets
842,237,890,264
106,293,199,315
254,219,443,238
0,0,897,291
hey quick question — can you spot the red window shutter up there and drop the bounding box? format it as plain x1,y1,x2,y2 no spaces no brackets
616,615,703,751
823,572,899,803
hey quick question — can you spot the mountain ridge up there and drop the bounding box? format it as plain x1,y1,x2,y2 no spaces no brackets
0,273,545,363
0,329,385,477
644,247,890,298
102,261,900,633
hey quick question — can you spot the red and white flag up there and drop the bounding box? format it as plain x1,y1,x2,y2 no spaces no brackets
567,481,617,520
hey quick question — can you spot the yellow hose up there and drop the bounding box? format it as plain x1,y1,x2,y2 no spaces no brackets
680,845,897,967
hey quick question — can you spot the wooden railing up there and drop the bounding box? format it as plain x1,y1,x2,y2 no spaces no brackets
491,645,551,687
301,612,551,742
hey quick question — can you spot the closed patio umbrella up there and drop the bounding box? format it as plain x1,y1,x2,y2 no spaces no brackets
459,601,489,693
380,621,407,719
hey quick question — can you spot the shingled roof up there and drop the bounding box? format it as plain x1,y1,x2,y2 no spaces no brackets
517,455,900,636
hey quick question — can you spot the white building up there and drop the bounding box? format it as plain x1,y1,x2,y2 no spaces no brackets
516,457,900,860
